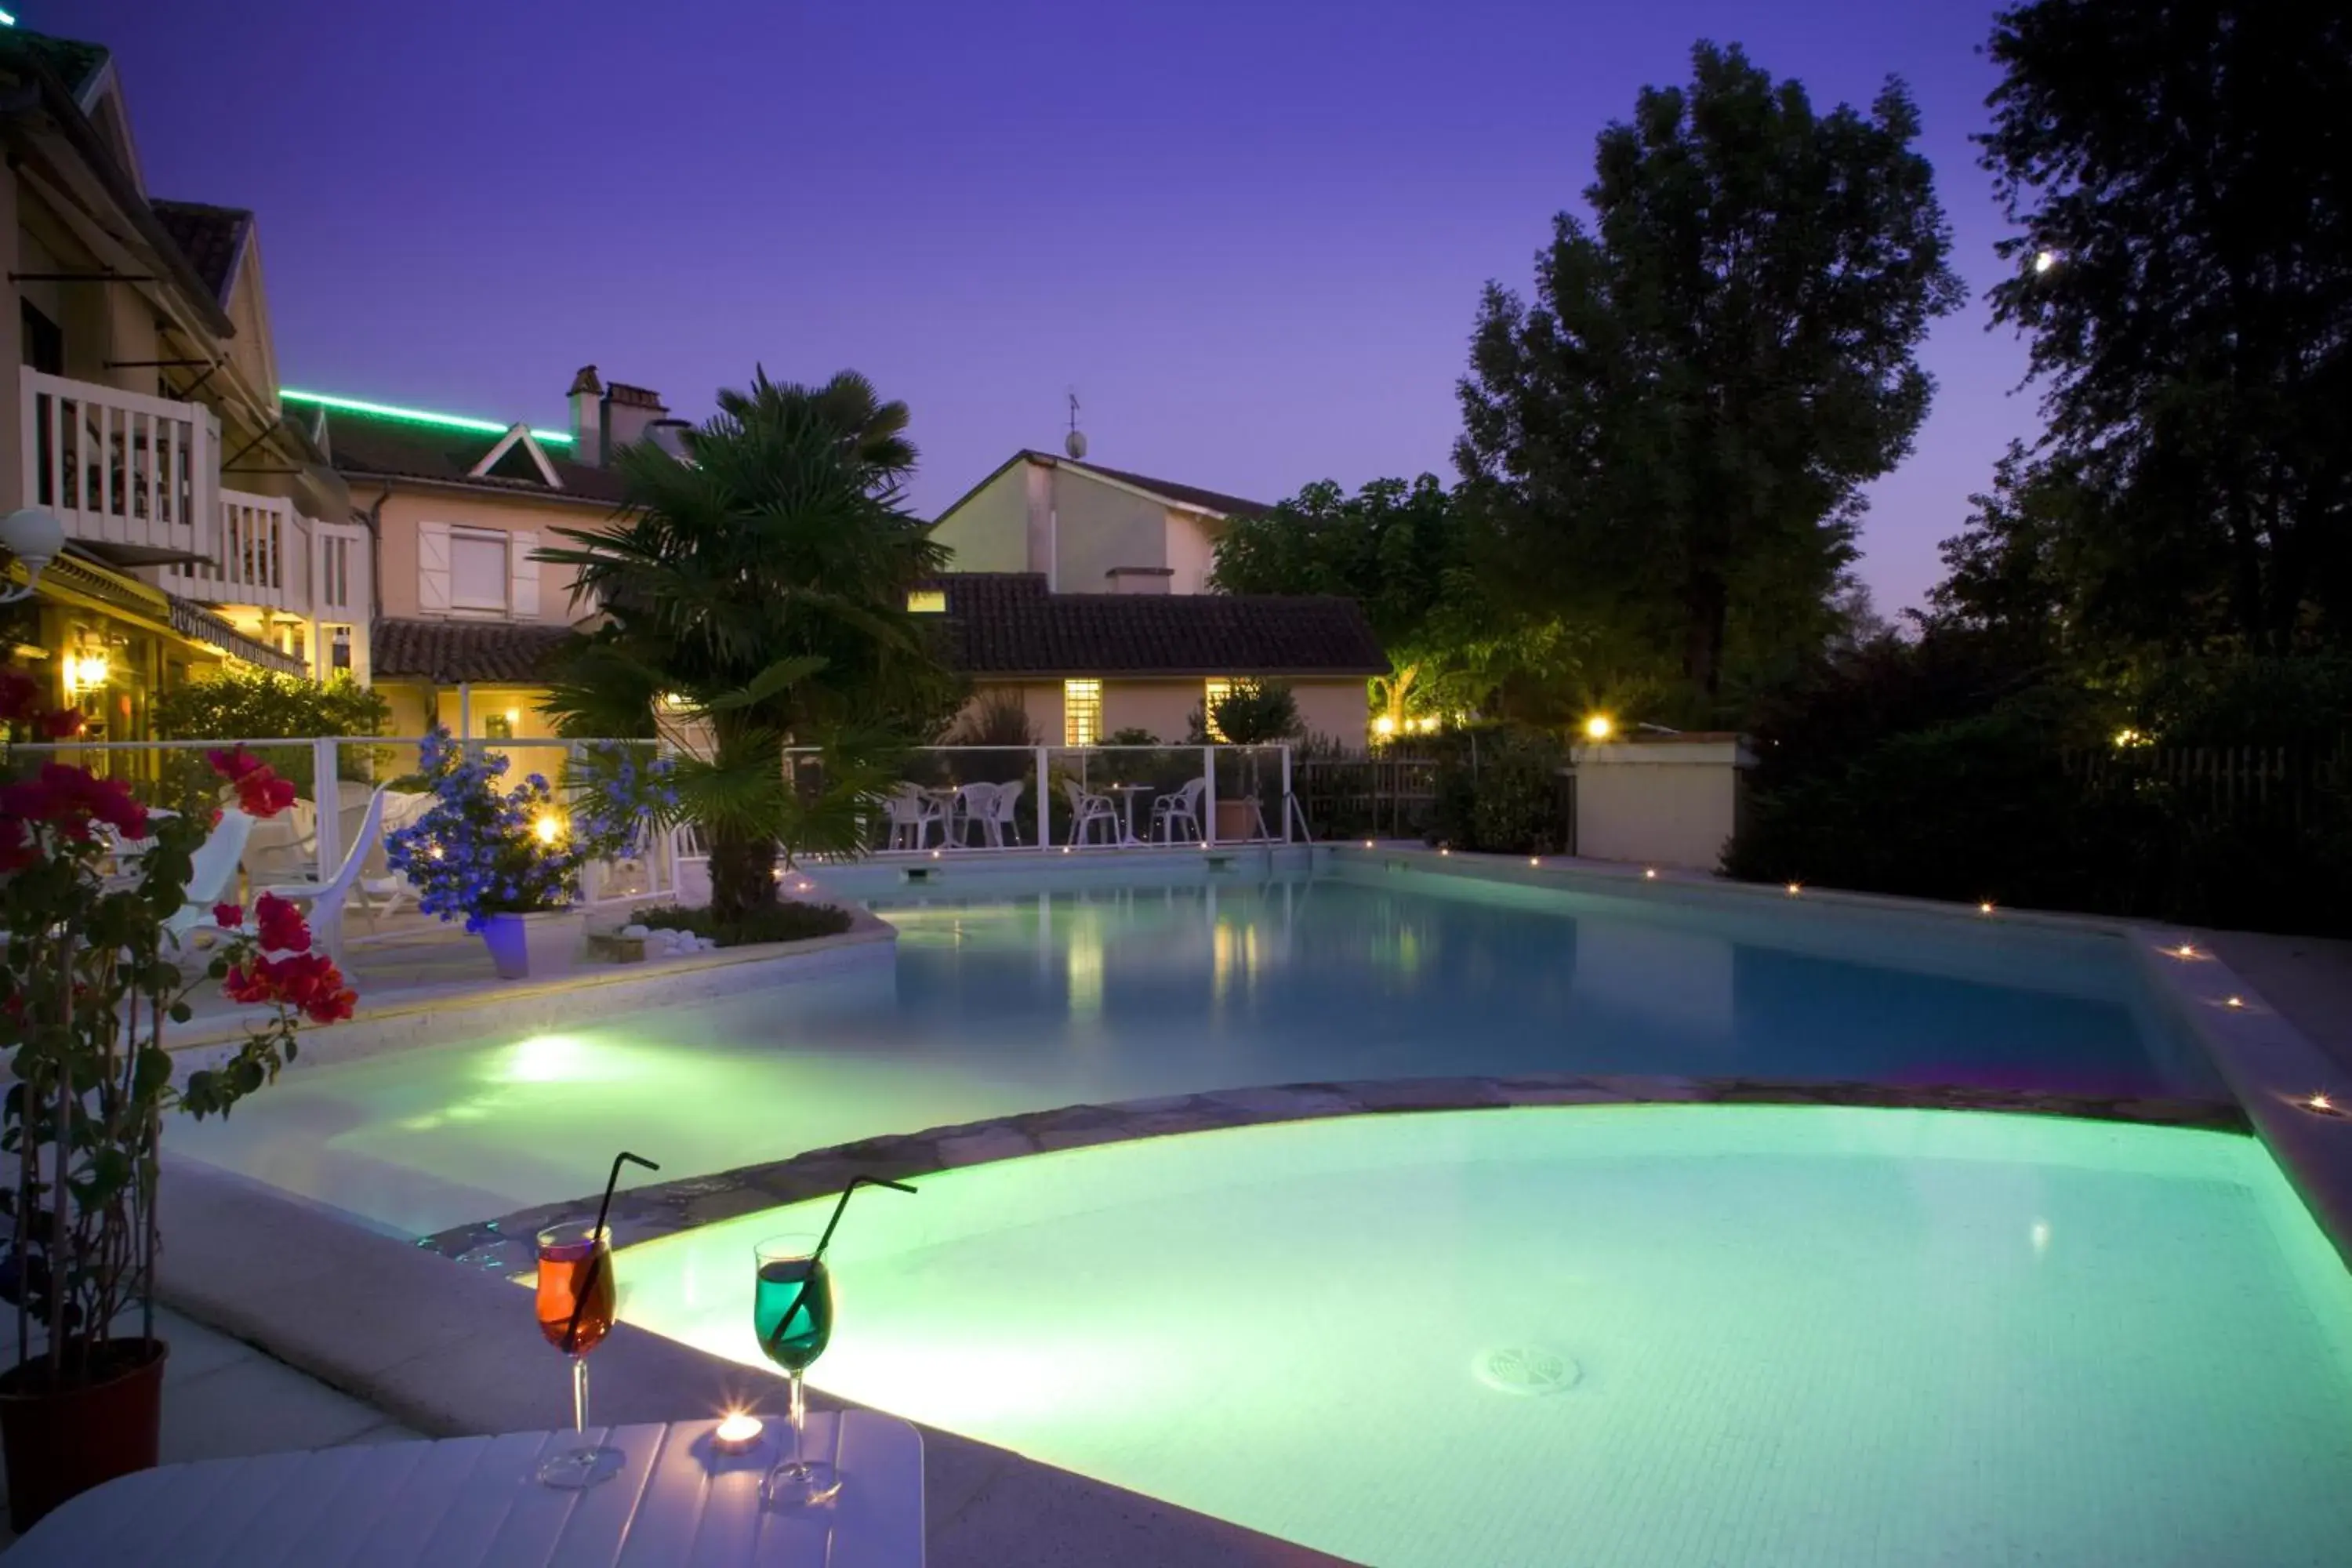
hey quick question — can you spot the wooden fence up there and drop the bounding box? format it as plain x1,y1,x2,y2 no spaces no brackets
1294,754,1441,840
2064,739,2352,829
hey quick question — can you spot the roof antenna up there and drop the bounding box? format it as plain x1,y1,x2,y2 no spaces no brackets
1064,390,1087,460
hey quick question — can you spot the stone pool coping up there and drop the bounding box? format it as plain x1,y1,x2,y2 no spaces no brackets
154,1156,1348,1568
163,905,898,1070
422,1075,2249,1269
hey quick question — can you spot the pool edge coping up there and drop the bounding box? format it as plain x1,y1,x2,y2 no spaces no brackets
420,1076,2252,1272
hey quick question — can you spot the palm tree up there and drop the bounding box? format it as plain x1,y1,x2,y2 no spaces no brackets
536,370,954,920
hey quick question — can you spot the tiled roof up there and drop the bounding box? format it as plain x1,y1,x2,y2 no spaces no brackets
371,619,576,684
149,201,250,304
321,408,629,505
933,573,1385,678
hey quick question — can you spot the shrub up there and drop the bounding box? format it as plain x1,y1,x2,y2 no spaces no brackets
152,670,390,791
1428,728,1569,853
630,900,852,948
1191,681,1302,745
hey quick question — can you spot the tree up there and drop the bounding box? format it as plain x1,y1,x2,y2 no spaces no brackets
1209,476,1584,730
1979,2,2352,655
1457,42,1963,703
537,368,956,921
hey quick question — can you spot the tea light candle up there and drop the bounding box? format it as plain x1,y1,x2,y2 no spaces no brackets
713,1411,764,1453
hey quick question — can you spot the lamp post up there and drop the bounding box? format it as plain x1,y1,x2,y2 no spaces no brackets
0,508,67,604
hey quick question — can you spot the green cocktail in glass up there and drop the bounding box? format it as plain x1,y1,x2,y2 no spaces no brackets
753,1234,838,1507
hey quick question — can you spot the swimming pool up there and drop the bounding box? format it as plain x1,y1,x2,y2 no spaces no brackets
619,1105,2352,1567
169,865,2221,1237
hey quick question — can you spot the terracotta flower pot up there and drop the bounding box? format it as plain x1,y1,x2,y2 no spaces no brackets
1213,798,1259,843
0,1338,168,1532
478,908,586,979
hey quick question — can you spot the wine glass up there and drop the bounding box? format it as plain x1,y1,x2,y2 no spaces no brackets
534,1221,622,1488
753,1232,838,1508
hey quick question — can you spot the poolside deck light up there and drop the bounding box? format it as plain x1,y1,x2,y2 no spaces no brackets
1529,857,1540,866
2301,1091,2342,1117
1979,901,1995,914
2171,943,2198,959
713,1410,765,1454
1644,869,1658,880
2224,995,2245,1009
1785,882,1802,895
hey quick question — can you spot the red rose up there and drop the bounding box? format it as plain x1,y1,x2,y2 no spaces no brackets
35,707,82,740
206,747,262,782
221,963,273,1004
212,902,245,929
231,767,296,820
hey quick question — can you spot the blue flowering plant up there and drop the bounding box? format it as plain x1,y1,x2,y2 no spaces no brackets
383,728,677,931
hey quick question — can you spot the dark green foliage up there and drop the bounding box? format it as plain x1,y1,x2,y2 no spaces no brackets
943,694,1037,748
629,901,853,949
1205,681,1302,746
1728,634,2352,933
1980,1,2352,655
1428,729,1571,854
1458,42,1962,705
151,670,388,789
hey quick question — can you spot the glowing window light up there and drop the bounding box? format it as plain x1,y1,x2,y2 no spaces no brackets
906,590,946,613
278,388,573,445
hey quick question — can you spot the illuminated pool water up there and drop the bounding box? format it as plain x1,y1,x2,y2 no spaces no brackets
619,1106,2352,1567
169,868,2218,1236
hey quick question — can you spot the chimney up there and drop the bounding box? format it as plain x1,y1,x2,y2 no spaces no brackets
601,380,669,458
567,365,604,464
646,419,692,461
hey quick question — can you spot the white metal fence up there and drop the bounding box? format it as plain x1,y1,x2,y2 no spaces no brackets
4,737,1307,924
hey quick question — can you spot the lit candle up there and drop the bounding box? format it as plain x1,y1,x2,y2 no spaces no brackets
713,1411,764,1453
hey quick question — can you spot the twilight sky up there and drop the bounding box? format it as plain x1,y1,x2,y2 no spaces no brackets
72,0,2038,609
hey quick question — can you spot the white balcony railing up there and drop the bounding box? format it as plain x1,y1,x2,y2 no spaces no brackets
20,367,218,560
165,488,309,612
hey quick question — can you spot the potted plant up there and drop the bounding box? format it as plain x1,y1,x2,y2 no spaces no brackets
1199,681,1302,841
0,673,357,1530
383,729,672,978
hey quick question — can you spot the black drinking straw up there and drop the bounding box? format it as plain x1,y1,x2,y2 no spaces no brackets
563,1150,660,1352
762,1176,917,1357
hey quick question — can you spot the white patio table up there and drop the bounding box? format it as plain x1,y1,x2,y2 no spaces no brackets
7,1412,924,1568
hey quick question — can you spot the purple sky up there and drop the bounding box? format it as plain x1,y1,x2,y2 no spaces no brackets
71,0,2037,610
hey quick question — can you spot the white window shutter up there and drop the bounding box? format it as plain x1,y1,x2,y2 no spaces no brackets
418,522,451,613
510,531,540,618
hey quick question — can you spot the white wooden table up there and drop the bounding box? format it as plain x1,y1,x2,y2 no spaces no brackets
9,1412,924,1567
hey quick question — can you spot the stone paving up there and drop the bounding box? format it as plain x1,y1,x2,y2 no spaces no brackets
423,1073,2250,1272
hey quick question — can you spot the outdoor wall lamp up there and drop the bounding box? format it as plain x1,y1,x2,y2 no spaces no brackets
0,506,67,604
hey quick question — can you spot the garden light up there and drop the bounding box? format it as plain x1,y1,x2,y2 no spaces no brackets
2034,249,2058,274
533,812,564,846
1374,715,1396,737
1583,714,1613,741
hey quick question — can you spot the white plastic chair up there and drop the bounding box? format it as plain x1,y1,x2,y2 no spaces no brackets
884,784,942,851
252,786,390,963
1152,777,1208,844
950,781,1001,848
989,779,1025,848
161,811,258,947
1061,779,1118,848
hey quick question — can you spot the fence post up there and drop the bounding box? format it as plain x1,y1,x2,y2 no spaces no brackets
1281,744,1293,844
1203,746,1218,846
311,735,342,886
1036,744,1051,848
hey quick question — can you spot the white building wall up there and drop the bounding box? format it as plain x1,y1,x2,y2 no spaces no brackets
1571,738,1755,872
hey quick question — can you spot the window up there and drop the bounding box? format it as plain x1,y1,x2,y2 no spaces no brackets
481,711,515,741
322,535,350,612
20,300,63,376
448,531,509,611
1063,679,1102,747
1202,679,1232,742
906,589,946,613
328,625,353,673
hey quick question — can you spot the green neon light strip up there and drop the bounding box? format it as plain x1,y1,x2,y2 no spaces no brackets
279,388,573,445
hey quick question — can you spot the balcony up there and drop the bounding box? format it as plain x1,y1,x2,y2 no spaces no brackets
20,367,218,562
165,488,309,612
